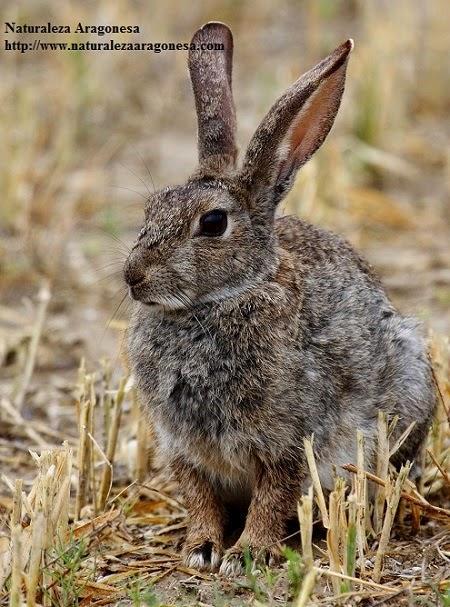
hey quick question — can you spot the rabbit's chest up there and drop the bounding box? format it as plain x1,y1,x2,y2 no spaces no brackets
129,307,284,471
148,320,262,431
148,328,260,477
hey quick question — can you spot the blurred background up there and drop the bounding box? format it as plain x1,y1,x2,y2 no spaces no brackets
1,0,449,380
1,4,449,601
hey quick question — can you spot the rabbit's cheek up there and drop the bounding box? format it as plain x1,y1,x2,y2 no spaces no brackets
167,246,195,278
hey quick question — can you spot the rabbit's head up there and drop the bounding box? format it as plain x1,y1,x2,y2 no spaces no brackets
124,22,352,309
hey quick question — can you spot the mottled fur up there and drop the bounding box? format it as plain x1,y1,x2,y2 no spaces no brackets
189,22,237,173
125,23,436,574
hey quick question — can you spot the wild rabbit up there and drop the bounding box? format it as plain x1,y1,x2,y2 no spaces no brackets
124,22,436,575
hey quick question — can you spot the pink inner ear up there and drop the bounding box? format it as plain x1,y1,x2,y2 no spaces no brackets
280,65,346,179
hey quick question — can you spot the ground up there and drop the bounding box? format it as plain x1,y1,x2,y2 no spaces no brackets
0,1,449,605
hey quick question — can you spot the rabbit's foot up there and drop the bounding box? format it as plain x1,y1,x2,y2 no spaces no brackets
184,539,223,571
219,542,282,576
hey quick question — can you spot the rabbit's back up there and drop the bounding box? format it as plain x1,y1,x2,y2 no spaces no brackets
276,215,435,479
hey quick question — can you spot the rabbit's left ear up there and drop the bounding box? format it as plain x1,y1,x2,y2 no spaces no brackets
189,22,237,174
241,40,353,209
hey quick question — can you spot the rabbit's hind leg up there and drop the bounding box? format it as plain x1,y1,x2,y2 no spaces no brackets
381,317,436,471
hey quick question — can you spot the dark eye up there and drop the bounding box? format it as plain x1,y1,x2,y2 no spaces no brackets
198,209,228,237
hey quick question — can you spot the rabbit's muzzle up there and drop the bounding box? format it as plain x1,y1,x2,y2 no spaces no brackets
123,249,155,303
124,249,144,282
124,245,191,309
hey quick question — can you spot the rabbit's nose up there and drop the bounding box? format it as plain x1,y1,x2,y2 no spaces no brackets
127,273,145,287
124,261,146,287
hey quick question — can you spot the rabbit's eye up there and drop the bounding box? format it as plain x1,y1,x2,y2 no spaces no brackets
198,209,228,237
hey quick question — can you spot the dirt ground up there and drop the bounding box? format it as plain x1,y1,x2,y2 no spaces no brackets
0,1,449,605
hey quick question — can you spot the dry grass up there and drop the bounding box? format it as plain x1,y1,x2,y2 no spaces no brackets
0,0,449,605
0,324,448,605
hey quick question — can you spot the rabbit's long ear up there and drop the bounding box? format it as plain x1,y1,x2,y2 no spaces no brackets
241,40,353,208
189,22,237,174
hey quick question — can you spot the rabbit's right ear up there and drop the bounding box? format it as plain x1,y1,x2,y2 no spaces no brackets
240,40,353,210
189,22,237,174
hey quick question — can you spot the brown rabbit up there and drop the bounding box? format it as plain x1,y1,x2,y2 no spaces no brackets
124,22,436,575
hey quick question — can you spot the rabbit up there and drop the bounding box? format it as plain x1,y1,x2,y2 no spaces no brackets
124,22,436,575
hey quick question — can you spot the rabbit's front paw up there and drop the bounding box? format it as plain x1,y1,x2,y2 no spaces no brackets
219,542,282,576
184,539,223,571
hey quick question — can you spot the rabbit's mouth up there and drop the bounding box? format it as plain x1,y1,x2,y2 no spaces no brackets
128,286,193,311
127,283,157,306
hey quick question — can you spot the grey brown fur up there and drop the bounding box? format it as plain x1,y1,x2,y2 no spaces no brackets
189,22,237,173
124,23,436,575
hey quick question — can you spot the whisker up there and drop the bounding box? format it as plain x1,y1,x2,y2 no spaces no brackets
97,250,129,263
88,271,123,287
132,145,156,192
92,258,126,271
105,291,129,331
119,161,153,198
111,185,148,201
96,232,132,259
92,287,130,355
106,321,131,376
93,255,126,267
107,232,132,254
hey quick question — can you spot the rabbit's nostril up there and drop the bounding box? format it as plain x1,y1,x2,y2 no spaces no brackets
127,275,145,287
124,265,146,287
